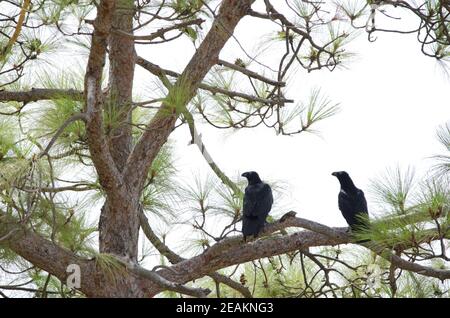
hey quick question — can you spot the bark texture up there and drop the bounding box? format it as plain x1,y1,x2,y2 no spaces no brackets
98,0,140,262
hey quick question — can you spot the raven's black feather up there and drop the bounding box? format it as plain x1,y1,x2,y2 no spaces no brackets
241,171,273,240
332,171,369,241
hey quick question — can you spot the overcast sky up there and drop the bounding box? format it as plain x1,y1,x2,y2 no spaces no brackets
135,6,450,242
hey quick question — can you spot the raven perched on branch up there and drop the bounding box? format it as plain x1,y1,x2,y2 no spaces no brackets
332,171,369,239
241,171,273,241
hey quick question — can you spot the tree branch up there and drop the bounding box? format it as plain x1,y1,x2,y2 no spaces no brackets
217,59,285,87
124,0,257,193
38,113,88,158
2,209,448,297
113,255,211,298
136,56,242,195
117,18,205,41
136,56,292,105
83,0,125,199
139,212,251,297
150,213,450,296
1,0,30,59
0,213,94,293
0,89,84,103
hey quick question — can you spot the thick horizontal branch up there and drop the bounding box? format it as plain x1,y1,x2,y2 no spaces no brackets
2,209,449,297
0,89,84,103
139,212,251,297
0,213,197,297
155,216,348,290
0,214,97,294
150,212,450,295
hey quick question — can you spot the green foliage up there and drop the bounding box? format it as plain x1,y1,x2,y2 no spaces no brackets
21,70,87,156
38,98,85,146
363,164,449,247
194,256,313,298
55,211,96,254
0,158,30,190
214,184,242,220
301,89,340,130
36,0,84,25
426,1,450,62
336,0,367,22
168,0,204,17
94,253,127,286
371,166,416,214
0,117,18,159
415,177,449,220
433,123,450,176
274,88,340,136
182,174,217,215
29,270,76,297
0,244,19,264
162,79,193,115
326,24,356,66
182,26,198,41
395,271,446,298
0,0,448,299
141,143,180,223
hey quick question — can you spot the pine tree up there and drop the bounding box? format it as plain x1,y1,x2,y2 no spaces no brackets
0,0,448,298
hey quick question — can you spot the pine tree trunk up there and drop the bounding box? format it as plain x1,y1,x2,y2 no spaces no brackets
98,0,139,262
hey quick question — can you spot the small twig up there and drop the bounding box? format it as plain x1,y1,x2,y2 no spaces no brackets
38,113,87,158
116,18,205,41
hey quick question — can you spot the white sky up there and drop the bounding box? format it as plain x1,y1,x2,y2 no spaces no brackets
134,7,450,241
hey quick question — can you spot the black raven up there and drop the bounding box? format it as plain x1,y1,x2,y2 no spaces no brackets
332,171,369,238
241,171,273,241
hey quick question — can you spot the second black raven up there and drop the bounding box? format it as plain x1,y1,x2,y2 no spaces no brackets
332,171,369,238
241,171,273,241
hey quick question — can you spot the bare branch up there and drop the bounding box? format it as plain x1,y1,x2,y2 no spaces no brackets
136,56,242,195
136,56,292,105
217,59,285,87
124,0,257,193
0,89,84,103
117,18,205,41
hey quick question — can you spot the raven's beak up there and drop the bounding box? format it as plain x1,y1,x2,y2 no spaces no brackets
241,172,248,178
331,172,338,177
